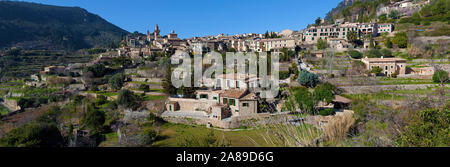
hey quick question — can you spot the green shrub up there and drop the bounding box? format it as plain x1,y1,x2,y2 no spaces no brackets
318,108,335,116
432,70,449,84
279,71,291,80
298,71,319,88
72,95,85,105
109,73,125,90
80,103,105,133
365,49,382,58
370,66,383,76
393,32,408,48
316,38,328,50
348,50,362,59
397,108,449,147
141,128,159,145
83,64,108,77
139,84,150,92
313,82,336,104
117,89,141,110
380,48,392,57
0,122,64,147
384,38,393,48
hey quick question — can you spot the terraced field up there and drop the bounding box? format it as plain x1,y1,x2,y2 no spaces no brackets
0,50,94,78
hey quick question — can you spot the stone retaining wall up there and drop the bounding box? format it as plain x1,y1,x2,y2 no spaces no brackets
340,84,448,94
162,113,271,129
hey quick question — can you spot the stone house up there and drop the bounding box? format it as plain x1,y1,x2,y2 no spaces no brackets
1,98,21,112
359,23,378,37
409,66,435,76
214,73,259,91
361,57,407,76
165,88,258,121
219,89,258,117
377,23,395,35
303,23,360,44
44,66,66,74
262,37,296,52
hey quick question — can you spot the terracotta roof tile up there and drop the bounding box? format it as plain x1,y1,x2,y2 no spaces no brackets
220,89,247,99
241,93,257,101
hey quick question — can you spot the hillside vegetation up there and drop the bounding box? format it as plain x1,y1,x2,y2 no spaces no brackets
0,1,128,51
0,49,94,79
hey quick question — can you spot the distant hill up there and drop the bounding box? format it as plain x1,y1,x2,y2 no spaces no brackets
0,1,129,51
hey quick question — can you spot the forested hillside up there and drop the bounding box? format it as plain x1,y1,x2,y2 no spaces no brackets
0,1,129,51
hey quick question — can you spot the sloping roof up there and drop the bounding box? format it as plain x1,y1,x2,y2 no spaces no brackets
168,101,178,105
220,89,247,99
333,95,352,104
240,92,257,101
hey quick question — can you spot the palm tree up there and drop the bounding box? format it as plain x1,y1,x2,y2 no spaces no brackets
347,30,359,45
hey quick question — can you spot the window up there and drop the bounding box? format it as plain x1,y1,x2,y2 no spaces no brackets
243,103,249,107
229,99,235,106
223,98,228,104
235,110,239,113
236,81,240,88
200,94,208,99
227,80,231,87
213,97,217,100
169,105,172,111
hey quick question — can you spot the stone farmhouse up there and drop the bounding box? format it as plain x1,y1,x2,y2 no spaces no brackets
164,73,262,128
361,57,407,76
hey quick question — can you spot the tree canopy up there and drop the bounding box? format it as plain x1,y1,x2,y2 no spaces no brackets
316,38,328,50
298,71,319,88
117,89,141,110
432,70,449,85
109,73,125,90
397,108,449,147
81,103,106,133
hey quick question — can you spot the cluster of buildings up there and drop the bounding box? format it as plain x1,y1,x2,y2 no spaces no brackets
121,19,396,57
302,21,395,51
119,24,185,58
165,73,261,122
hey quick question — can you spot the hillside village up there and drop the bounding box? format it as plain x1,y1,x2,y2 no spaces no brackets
0,0,448,147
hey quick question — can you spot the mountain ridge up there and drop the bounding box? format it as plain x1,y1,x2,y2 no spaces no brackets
0,1,129,51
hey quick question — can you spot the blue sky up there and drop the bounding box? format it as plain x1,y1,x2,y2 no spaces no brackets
21,0,341,38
